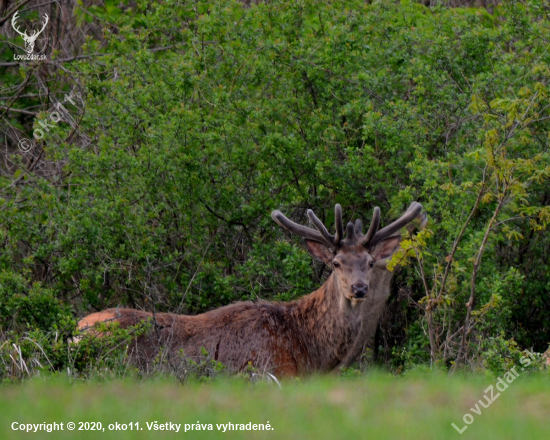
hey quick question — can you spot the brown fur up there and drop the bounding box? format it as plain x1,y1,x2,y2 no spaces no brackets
336,261,395,368
79,274,364,376
78,310,118,329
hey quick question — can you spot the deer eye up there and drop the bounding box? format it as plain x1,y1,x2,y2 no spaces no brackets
332,261,340,268
369,261,374,268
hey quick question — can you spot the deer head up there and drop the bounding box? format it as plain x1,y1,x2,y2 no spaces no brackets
272,202,424,306
12,11,49,54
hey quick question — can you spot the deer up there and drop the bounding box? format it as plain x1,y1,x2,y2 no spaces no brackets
336,207,428,370
12,11,49,54
77,202,425,376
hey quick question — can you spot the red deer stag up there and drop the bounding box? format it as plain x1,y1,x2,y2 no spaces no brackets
78,202,424,376
337,205,428,369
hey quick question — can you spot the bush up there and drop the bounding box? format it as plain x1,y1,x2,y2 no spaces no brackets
0,271,71,332
1,0,549,374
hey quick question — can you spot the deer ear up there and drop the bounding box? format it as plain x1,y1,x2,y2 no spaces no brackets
304,240,334,263
369,235,401,261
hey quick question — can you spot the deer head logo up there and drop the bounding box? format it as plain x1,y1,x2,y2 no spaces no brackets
12,11,49,54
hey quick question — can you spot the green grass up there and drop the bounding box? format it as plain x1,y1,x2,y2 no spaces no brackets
1,372,549,439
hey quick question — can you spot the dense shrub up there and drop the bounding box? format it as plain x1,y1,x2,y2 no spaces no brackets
1,0,549,376
0,271,70,331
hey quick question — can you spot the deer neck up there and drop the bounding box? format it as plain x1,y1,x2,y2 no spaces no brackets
290,273,363,370
335,264,395,369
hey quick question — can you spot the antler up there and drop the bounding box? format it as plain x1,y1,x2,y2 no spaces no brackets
338,206,380,247
271,204,344,250
361,202,424,248
362,207,380,244
33,13,49,38
11,11,27,38
272,202,425,250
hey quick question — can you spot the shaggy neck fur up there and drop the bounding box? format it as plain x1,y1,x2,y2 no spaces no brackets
285,273,363,372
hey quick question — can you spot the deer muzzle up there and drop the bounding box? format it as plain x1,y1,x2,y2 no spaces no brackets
351,284,368,300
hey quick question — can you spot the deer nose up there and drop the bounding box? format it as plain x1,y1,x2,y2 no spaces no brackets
351,284,368,298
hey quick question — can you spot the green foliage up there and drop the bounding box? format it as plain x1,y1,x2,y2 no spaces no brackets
479,335,548,376
0,317,151,382
149,346,228,384
391,320,432,370
0,271,71,332
1,0,550,374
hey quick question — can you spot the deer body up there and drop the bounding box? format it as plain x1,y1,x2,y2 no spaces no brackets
79,203,425,376
81,274,363,376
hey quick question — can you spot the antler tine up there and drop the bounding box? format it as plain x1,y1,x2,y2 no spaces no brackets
307,209,338,247
345,222,355,241
38,13,49,34
407,209,428,233
360,206,380,246
11,11,27,37
368,202,423,247
354,219,363,236
271,210,328,245
334,204,343,245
